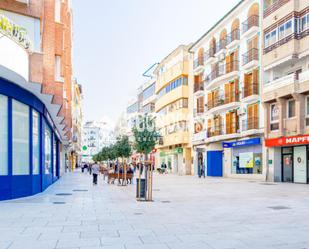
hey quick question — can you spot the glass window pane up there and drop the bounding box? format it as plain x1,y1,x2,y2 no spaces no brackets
288,100,295,118
0,95,8,175
53,138,57,177
45,125,52,174
33,110,40,175
12,100,30,175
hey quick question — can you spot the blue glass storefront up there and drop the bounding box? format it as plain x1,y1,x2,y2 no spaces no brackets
0,77,61,201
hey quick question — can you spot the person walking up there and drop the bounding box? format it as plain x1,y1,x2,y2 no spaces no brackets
92,162,100,185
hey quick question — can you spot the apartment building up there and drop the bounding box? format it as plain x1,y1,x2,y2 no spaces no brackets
190,0,265,179
0,0,74,200
154,45,192,175
262,0,309,184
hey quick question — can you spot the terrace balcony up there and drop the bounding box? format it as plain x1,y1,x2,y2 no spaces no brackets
226,29,240,50
242,15,259,39
242,48,259,70
242,117,261,136
242,82,259,103
207,92,240,115
205,60,239,90
206,121,241,143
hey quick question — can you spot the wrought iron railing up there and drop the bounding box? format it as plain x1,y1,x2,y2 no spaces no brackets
242,15,259,34
242,48,259,66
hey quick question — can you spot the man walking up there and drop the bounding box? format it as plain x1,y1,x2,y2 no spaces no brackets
92,162,100,185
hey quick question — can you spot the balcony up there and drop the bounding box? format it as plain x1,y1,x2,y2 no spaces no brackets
206,122,240,142
215,39,227,57
242,48,259,70
206,60,239,90
242,117,261,136
242,15,259,38
226,29,240,50
207,92,240,115
193,57,204,73
263,0,290,18
194,107,205,116
263,74,295,94
204,47,216,65
194,81,205,95
242,83,259,103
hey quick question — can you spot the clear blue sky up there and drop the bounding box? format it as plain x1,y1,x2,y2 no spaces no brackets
72,0,240,123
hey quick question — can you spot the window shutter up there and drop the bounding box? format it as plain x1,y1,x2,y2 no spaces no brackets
225,83,230,103
226,112,231,134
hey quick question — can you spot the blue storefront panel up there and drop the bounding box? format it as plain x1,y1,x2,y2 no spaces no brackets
207,151,223,177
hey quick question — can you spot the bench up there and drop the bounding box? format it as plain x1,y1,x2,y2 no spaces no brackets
107,173,134,185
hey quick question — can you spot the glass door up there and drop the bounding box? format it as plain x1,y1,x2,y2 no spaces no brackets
282,153,293,182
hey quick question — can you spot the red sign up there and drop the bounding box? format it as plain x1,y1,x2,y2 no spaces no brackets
265,134,309,147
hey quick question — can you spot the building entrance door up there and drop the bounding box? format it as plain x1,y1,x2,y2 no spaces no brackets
293,146,307,184
282,152,293,182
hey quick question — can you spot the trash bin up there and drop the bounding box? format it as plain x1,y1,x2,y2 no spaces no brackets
136,178,146,198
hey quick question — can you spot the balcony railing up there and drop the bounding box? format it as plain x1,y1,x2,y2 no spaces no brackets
226,29,240,45
242,15,259,34
243,83,259,98
193,57,204,69
207,92,239,110
216,39,227,53
207,60,239,82
207,121,239,137
194,82,204,93
263,0,290,18
204,47,216,61
194,107,204,116
242,48,259,66
242,117,259,131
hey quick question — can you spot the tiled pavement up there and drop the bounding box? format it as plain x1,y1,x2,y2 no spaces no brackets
1,171,309,249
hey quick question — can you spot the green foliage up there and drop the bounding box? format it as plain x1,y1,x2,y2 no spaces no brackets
132,115,160,155
115,135,132,158
92,136,132,162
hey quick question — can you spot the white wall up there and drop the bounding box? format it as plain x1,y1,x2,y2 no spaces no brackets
0,9,41,52
0,35,29,81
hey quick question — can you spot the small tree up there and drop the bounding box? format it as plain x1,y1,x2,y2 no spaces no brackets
132,115,159,160
114,135,132,185
132,115,160,200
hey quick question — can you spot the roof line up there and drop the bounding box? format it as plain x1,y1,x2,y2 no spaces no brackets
189,0,245,53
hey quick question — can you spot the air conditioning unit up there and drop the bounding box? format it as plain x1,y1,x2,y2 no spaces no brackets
237,107,246,116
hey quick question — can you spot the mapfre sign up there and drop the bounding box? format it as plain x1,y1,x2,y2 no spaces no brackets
265,134,309,147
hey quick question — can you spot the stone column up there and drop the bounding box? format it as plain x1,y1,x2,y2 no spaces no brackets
262,102,270,138
292,93,305,135
276,97,286,137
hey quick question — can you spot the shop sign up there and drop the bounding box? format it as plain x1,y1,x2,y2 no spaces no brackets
222,138,261,148
82,145,88,151
160,152,166,157
0,14,31,49
174,148,183,154
265,134,309,147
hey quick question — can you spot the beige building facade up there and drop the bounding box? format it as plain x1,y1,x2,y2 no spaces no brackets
262,0,309,184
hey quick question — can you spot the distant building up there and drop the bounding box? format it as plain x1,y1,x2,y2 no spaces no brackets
82,120,115,162
71,79,83,169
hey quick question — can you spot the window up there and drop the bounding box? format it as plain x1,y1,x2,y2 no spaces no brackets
53,138,57,177
55,0,61,23
45,125,52,174
12,100,30,175
142,83,155,101
55,55,63,82
32,110,40,175
0,95,8,175
301,14,308,32
270,29,277,45
287,99,296,118
270,103,279,131
306,96,309,117
265,33,271,47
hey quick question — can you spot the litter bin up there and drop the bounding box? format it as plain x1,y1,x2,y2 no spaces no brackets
136,179,146,198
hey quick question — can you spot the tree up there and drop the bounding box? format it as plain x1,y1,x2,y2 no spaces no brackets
132,115,160,200
132,115,160,159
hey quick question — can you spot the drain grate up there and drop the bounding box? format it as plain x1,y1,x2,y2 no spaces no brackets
53,201,66,204
73,189,88,192
55,193,72,196
268,206,291,210
161,200,171,203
